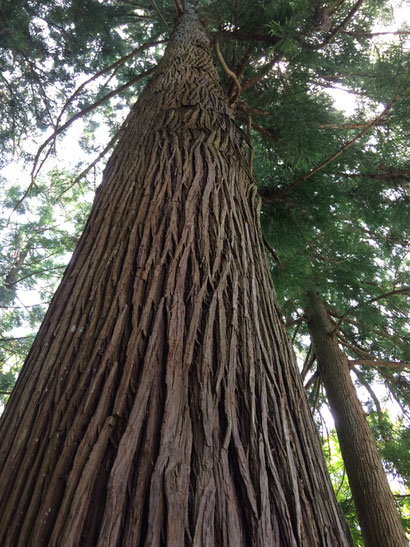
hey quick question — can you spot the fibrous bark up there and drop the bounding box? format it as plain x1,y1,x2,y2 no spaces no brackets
306,292,407,547
0,9,352,546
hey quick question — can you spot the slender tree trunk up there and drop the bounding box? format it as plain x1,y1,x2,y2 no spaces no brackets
305,292,406,547
0,10,352,546
0,245,31,307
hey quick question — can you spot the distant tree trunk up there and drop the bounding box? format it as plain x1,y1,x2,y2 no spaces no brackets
0,9,352,546
0,245,30,307
305,292,406,547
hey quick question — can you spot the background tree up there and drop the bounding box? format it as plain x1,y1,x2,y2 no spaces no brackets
256,13,410,540
304,291,406,546
0,170,92,405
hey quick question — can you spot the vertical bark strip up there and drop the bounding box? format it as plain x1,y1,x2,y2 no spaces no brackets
306,292,407,547
0,9,352,546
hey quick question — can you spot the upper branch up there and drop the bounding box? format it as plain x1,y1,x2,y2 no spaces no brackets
280,84,410,196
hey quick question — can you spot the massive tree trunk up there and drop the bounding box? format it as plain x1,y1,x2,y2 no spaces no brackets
0,9,352,546
305,292,406,547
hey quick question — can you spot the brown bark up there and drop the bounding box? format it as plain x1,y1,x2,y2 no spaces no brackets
305,292,407,547
0,9,352,546
1,245,31,307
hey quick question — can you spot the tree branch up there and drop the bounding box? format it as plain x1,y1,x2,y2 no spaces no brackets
341,30,410,38
31,66,156,180
285,316,304,328
173,0,184,17
214,39,241,104
330,312,347,335
215,30,280,47
313,0,366,48
55,39,166,130
339,169,410,180
240,55,279,93
368,287,410,304
236,99,270,118
312,377,322,413
152,0,171,31
291,318,303,343
246,114,254,172
237,119,279,142
262,237,284,269
318,71,380,81
4,266,66,288
337,331,375,360
335,466,346,497
349,359,410,370
7,66,156,221
378,370,410,411
0,336,35,342
305,370,320,391
318,122,386,129
327,309,405,345
56,111,134,200
24,56,56,129
280,84,410,196
351,365,387,431
301,348,316,382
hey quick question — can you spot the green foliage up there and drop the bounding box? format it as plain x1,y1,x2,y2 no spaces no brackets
0,334,33,407
321,421,410,545
255,12,410,394
0,169,93,395
321,432,364,545
0,0,164,165
368,412,410,487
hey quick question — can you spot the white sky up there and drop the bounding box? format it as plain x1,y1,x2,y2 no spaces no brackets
325,1,409,114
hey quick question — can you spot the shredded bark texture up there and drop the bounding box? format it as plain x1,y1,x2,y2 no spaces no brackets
0,9,352,546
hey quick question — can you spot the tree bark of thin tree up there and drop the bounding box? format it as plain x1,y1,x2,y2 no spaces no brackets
305,291,407,547
0,9,353,546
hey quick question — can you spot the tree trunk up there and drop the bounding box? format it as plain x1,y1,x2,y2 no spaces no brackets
0,10,352,546
0,245,31,307
305,292,406,547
